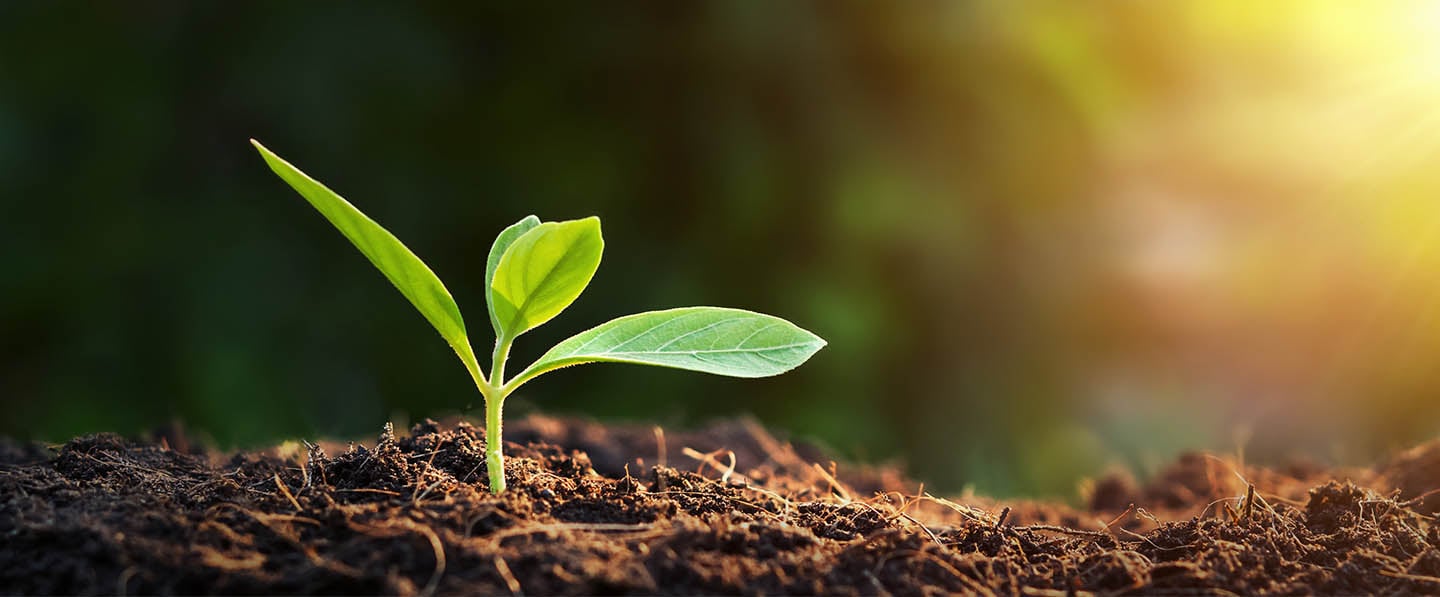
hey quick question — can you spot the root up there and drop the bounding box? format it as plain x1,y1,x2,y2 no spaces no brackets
493,556,522,596
273,473,302,511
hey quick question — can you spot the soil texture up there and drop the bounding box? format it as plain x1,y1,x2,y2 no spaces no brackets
3,414,1440,595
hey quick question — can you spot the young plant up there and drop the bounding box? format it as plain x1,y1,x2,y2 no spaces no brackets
251,140,826,493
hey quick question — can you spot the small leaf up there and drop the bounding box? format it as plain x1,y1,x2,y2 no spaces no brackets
485,215,541,338
490,217,603,339
508,307,826,388
251,140,482,377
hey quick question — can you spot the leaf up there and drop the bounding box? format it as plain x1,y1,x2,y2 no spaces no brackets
251,140,482,377
490,217,603,339
507,307,826,389
485,215,541,338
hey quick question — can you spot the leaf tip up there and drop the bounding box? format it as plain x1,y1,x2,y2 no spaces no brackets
795,323,827,349
581,215,604,248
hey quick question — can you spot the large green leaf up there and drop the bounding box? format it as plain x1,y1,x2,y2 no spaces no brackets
485,215,540,338
506,307,826,389
490,217,603,339
251,140,482,377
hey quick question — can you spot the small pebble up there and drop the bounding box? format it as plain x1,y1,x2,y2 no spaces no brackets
538,488,555,499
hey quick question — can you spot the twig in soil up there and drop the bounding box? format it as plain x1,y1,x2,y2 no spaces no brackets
682,446,723,474
462,459,485,483
874,486,944,547
1135,507,1162,525
896,511,944,548
411,448,446,503
1197,496,1243,521
1113,526,1188,552
996,506,1011,528
1204,454,1281,526
298,453,311,490
413,482,440,503
741,484,801,520
273,473,302,512
902,483,923,514
493,555,523,596
682,446,746,486
653,425,666,469
1241,485,1256,521
1101,503,1135,533
1011,524,1112,541
1221,500,1239,522
335,487,403,496
1397,486,1440,509
812,462,851,502
920,492,995,524
303,439,327,487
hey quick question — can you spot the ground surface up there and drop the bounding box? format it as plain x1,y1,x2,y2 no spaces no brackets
3,415,1439,595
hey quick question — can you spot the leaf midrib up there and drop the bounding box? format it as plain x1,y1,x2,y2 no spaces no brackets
561,341,819,358
502,232,587,335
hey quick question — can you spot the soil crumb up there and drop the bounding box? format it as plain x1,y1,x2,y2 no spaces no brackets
2,414,1438,595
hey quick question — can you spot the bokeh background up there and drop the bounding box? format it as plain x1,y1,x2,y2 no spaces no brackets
5,2,1440,497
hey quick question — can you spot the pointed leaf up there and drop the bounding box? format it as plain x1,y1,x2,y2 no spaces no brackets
490,217,603,339
508,307,826,389
251,140,481,376
485,215,541,337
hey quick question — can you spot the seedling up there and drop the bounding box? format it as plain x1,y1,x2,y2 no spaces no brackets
251,140,826,493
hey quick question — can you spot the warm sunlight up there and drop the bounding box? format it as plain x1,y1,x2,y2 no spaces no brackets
1087,1,1440,465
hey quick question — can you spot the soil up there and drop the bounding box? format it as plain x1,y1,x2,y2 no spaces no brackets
3,415,1439,595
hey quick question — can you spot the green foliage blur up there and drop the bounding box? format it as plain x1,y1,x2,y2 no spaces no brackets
5,2,1440,498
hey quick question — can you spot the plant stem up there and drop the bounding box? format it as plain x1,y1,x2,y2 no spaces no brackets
484,389,506,493
483,335,515,494
491,337,513,387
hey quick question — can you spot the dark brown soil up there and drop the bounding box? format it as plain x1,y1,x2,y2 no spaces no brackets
3,414,1439,595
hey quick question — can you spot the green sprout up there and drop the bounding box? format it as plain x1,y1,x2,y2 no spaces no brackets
251,140,826,493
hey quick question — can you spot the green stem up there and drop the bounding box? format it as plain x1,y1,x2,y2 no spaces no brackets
482,335,515,494
490,336,513,387
484,389,506,493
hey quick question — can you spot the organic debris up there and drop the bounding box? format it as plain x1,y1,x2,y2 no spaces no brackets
2,415,1437,594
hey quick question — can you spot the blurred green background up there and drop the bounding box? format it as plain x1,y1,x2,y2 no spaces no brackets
6,2,1440,497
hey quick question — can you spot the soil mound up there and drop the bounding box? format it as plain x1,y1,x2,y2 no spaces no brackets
2,415,1437,594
